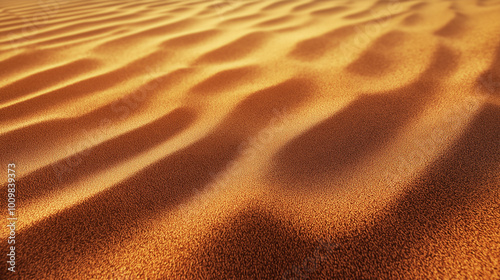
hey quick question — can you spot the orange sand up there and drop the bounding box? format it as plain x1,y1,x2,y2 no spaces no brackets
1,0,500,278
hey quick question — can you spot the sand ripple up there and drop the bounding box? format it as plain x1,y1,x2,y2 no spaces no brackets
1,0,499,278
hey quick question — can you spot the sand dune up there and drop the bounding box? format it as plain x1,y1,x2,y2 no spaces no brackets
1,0,499,279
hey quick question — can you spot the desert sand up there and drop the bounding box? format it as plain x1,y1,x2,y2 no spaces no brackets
1,0,499,278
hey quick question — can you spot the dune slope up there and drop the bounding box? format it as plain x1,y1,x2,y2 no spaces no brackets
1,0,499,279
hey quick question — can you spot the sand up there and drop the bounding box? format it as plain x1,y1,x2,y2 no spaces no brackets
1,0,499,278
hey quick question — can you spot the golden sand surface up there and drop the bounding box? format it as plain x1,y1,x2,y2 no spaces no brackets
1,0,499,278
